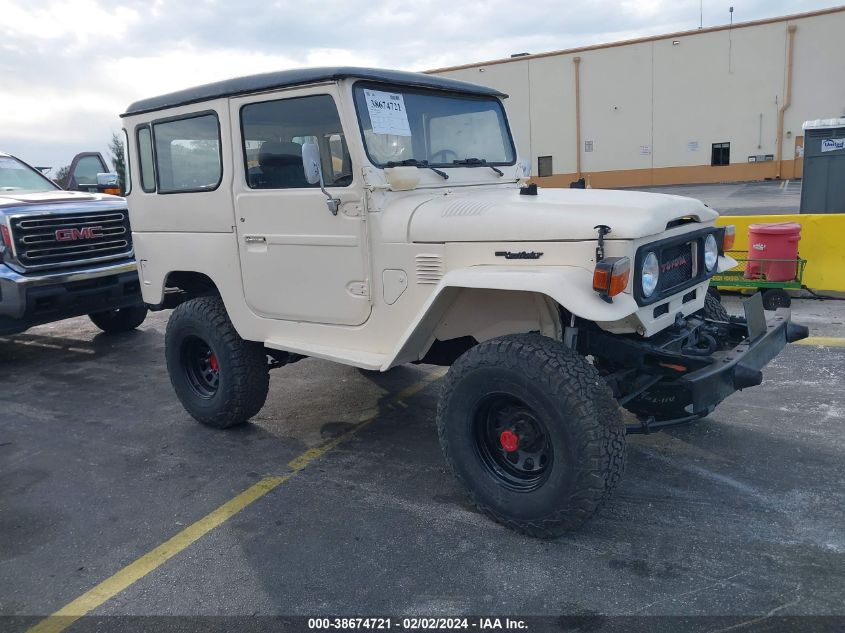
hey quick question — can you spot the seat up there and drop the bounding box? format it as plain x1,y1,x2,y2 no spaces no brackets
255,141,311,189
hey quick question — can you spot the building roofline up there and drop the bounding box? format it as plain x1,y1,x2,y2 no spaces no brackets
425,5,845,74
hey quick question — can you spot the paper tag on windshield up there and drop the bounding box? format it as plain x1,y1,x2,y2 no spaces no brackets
363,89,412,137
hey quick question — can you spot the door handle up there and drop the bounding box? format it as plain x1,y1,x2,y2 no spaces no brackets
244,235,266,244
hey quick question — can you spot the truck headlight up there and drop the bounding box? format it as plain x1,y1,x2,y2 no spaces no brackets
704,233,718,272
642,251,659,297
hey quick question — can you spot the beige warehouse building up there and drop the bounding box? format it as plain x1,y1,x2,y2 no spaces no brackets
429,6,845,188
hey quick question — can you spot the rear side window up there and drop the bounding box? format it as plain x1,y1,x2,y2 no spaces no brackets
152,113,222,193
137,126,156,192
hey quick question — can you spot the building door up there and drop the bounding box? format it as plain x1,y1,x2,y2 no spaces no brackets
793,136,804,179
229,90,371,326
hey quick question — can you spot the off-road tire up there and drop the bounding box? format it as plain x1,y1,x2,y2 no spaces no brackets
165,296,269,428
702,292,729,321
706,286,722,302
88,305,148,333
436,333,626,538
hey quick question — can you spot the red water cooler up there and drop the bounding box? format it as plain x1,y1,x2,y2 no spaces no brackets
744,222,802,281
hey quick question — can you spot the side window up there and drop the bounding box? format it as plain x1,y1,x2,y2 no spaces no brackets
137,126,156,192
71,155,107,186
152,114,221,193
241,94,351,189
122,129,131,195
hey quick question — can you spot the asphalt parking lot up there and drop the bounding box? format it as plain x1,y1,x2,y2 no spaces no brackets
627,180,802,215
1,297,844,632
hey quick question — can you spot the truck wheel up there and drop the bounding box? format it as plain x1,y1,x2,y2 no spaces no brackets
762,288,791,310
88,305,148,333
436,334,625,538
165,296,269,428
702,292,729,321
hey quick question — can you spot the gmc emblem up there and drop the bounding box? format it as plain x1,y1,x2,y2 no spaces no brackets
660,255,688,273
55,226,103,241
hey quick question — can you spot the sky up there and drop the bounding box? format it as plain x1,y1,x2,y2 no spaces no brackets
1,0,839,174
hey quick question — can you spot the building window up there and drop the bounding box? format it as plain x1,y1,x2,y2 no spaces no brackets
711,142,730,166
152,113,222,193
538,155,553,177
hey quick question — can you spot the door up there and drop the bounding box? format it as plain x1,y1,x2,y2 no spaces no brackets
793,135,804,179
230,90,370,326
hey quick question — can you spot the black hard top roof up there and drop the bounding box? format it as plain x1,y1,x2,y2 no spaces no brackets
121,67,507,117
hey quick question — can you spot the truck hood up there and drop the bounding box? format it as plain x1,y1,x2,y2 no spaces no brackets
0,190,119,208
406,188,718,242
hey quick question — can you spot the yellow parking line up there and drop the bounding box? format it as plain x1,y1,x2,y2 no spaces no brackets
794,336,845,347
28,367,447,633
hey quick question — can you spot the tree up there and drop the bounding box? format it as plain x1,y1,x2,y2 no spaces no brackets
109,131,126,193
52,165,70,188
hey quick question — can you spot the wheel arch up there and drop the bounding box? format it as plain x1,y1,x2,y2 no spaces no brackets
383,266,639,370
164,270,220,298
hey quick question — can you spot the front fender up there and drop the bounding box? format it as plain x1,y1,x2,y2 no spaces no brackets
383,265,638,369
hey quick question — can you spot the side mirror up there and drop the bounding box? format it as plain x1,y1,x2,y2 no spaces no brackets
97,172,119,186
96,172,122,195
301,142,340,215
301,142,322,185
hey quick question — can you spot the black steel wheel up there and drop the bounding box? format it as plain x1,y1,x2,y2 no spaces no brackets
181,335,220,399
437,333,625,538
472,395,553,492
165,296,269,428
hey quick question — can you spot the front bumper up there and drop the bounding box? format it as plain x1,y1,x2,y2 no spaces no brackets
681,302,809,413
0,260,142,335
580,293,809,424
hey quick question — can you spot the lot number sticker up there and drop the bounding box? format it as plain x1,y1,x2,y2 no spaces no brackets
364,89,412,137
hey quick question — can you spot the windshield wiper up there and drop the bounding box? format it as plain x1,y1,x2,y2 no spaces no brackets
452,157,504,177
385,159,448,180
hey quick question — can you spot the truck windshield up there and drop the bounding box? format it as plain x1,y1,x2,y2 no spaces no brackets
353,83,515,168
0,155,59,194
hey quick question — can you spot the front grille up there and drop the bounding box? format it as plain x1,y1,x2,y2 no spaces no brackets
8,209,132,270
659,242,694,291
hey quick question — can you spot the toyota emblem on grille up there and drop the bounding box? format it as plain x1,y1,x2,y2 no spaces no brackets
660,255,688,273
55,226,104,241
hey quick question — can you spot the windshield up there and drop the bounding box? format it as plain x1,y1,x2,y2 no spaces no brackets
353,83,515,168
0,155,60,194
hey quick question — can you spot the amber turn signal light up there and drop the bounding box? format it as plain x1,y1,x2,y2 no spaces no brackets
593,256,630,303
0,224,11,249
102,187,122,196
722,225,735,251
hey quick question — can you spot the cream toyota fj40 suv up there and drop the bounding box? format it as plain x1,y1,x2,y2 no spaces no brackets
122,67,807,537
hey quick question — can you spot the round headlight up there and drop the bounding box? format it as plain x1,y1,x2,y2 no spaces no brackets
642,251,659,297
704,233,719,272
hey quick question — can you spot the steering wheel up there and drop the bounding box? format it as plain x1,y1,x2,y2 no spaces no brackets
430,149,458,164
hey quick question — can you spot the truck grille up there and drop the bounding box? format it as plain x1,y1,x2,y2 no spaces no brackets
659,242,694,291
8,209,132,271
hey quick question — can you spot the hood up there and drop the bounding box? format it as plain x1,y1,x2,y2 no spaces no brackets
406,188,718,242
0,190,118,208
